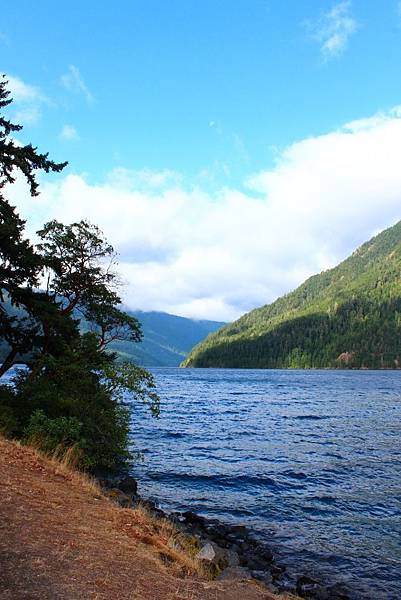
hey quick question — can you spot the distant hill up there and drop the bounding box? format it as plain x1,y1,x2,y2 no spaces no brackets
183,220,401,369
0,301,225,368
110,310,225,366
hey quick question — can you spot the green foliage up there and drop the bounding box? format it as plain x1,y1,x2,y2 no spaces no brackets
183,221,401,369
109,311,226,367
2,335,158,469
103,361,160,417
0,385,18,435
24,410,82,455
0,76,67,376
0,78,160,470
0,76,67,197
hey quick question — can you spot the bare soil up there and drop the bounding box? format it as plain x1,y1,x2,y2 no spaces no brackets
0,438,297,600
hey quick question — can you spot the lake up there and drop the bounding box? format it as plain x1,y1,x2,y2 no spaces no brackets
128,368,401,600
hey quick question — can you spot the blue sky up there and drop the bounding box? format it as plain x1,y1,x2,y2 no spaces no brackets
3,1,401,319
3,0,401,185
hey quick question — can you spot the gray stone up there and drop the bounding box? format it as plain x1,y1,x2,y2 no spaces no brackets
216,566,252,581
197,542,217,562
196,541,238,570
251,570,273,585
225,548,240,567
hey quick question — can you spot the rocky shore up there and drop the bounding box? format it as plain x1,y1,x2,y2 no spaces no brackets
98,473,352,600
2,436,294,600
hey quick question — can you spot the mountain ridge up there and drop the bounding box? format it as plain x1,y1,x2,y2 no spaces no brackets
0,303,225,368
108,310,225,366
183,220,401,369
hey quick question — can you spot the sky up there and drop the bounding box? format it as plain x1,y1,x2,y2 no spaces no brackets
2,1,401,321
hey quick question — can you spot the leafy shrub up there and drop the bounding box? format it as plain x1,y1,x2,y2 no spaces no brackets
0,385,18,436
0,78,159,471
0,405,18,436
24,409,82,456
11,339,135,470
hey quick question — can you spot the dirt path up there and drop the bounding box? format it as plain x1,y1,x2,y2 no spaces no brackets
0,438,296,600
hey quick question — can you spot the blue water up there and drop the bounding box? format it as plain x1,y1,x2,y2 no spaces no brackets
128,368,401,599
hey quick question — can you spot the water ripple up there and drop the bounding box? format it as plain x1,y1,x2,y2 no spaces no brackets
129,368,401,600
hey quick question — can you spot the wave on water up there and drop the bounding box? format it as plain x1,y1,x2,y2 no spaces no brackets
130,368,401,600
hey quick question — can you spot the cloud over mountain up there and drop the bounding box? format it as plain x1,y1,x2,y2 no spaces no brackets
8,106,401,321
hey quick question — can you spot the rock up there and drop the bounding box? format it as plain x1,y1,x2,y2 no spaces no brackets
179,511,209,536
270,563,286,578
205,523,232,546
216,566,252,581
296,574,320,597
197,541,228,565
196,541,238,570
225,548,240,567
117,475,138,496
275,574,297,594
229,524,248,537
96,476,117,490
139,499,166,518
251,570,273,585
300,585,349,600
325,583,351,600
182,511,206,526
104,488,132,508
197,542,217,562
247,542,273,565
229,535,273,572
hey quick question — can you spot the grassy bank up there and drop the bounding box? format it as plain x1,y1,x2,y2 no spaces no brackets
0,436,298,600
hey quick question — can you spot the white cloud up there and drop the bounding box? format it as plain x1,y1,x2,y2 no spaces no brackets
6,76,42,103
106,167,182,192
14,106,42,126
6,75,48,125
6,107,401,321
60,65,94,104
59,124,80,141
308,1,358,61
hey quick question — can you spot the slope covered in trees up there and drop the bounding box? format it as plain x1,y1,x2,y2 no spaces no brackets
0,304,224,367
110,311,225,366
183,221,401,369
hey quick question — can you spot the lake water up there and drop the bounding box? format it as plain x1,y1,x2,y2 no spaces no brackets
128,368,401,600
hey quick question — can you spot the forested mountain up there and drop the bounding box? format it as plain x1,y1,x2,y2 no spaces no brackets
0,305,224,368
110,311,225,366
183,220,401,369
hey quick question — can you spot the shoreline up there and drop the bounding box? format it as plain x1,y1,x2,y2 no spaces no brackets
1,436,292,600
98,471,352,600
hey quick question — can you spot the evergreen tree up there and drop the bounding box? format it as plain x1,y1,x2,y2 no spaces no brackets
0,76,159,469
0,75,67,376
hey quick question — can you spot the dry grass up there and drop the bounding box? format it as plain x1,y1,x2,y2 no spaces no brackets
132,502,210,578
7,438,206,578
17,436,102,496
0,435,299,600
